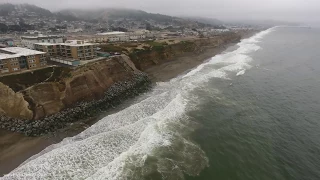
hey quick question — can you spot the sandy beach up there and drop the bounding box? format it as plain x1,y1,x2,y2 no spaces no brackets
0,31,257,176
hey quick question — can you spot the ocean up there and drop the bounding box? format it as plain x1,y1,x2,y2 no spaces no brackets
2,26,320,180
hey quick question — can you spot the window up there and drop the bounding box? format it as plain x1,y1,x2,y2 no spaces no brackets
13,68,19,71
29,59,35,63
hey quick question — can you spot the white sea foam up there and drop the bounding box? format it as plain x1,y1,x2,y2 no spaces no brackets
1,28,275,180
236,69,246,76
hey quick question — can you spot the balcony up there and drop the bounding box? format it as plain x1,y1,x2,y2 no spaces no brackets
1,68,9,73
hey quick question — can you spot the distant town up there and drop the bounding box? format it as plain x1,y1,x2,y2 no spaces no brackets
0,3,262,75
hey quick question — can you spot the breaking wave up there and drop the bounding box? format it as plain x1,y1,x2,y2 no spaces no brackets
1,28,274,180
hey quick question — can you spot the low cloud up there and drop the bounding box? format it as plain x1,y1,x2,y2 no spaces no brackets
3,0,320,24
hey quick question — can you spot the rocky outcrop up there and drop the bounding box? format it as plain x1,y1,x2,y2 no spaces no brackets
0,55,151,135
0,83,33,119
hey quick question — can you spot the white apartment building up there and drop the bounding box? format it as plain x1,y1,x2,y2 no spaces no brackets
94,31,148,43
21,35,64,49
119,35,130,42
108,36,121,42
129,35,139,40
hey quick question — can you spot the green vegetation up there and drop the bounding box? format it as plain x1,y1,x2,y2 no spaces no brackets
0,67,72,92
99,44,127,53
145,41,163,47
145,41,168,51
121,43,138,48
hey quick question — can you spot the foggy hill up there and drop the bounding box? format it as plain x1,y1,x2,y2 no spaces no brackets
183,16,223,25
59,8,188,23
58,8,224,28
0,3,52,17
0,3,223,29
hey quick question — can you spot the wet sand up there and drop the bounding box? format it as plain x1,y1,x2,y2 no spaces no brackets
0,31,258,176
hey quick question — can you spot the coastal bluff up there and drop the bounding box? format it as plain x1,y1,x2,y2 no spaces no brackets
129,32,242,71
0,83,33,120
0,55,151,136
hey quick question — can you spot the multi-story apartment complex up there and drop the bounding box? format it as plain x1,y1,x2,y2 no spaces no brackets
91,31,148,43
59,40,97,61
35,40,97,61
21,35,64,49
34,43,59,57
0,47,47,74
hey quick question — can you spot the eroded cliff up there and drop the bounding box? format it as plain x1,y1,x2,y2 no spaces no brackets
0,55,142,120
0,83,33,119
129,32,241,70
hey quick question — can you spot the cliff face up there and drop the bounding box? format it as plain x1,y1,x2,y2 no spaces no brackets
0,55,140,120
0,83,33,119
129,32,241,70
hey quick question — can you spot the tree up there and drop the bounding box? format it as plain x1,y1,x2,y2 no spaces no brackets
8,25,22,32
0,23,8,32
146,23,152,31
111,27,128,32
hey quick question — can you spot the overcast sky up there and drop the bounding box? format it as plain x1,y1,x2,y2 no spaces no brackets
2,0,320,24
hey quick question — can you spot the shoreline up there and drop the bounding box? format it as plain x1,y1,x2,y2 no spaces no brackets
0,30,259,176
145,41,238,82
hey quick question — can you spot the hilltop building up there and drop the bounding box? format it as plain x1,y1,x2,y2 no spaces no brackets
35,40,97,61
0,47,46,74
21,35,64,49
34,40,97,66
58,40,97,60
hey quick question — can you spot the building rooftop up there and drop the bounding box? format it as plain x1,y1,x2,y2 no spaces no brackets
34,43,59,46
59,40,95,47
96,31,126,36
21,35,63,39
0,47,45,59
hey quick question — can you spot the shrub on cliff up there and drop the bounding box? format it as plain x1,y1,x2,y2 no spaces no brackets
99,44,127,53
